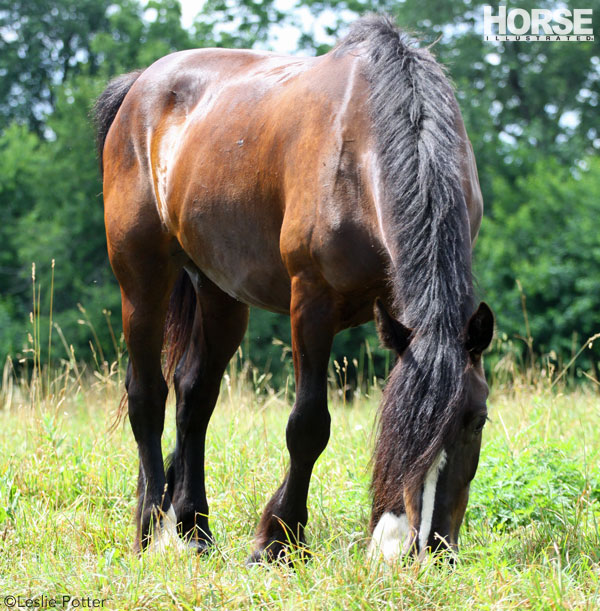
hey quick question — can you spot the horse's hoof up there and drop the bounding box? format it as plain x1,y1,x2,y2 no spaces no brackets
246,539,311,566
187,537,214,555
246,550,266,566
246,543,286,566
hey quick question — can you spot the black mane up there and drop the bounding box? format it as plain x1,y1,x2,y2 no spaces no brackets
337,16,475,516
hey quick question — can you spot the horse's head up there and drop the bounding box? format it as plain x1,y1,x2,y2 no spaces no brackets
369,299,494,561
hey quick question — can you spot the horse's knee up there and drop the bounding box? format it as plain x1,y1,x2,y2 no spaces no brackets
286,398,331,464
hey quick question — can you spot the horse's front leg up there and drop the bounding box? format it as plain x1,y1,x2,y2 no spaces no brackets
249,274,335,563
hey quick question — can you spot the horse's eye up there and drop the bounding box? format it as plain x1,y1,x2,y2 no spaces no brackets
473,415,487,435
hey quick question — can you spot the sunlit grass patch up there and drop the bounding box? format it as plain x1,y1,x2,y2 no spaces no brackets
1,376,599,609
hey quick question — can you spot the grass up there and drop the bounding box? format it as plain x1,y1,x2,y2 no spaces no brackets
1,360,600,610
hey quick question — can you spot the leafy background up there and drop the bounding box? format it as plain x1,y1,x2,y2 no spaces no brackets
0,0,598,382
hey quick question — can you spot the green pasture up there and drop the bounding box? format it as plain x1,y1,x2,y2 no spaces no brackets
1,1,599,609
0,366,599,610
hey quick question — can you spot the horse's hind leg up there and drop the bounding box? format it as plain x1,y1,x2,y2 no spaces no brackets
249,274,335,563
167,270,249,550
106,187,182,551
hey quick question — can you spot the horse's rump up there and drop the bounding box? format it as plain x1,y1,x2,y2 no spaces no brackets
103,47,394,320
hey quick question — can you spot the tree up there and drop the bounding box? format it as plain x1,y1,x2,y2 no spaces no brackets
192,0,287,49
475,157,600,371
0,124,43,357
90,0,194,76
0,0,111,133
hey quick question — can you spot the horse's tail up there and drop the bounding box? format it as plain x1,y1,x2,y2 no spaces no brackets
163,270,197,384
338,16,471,331
92,70,143,175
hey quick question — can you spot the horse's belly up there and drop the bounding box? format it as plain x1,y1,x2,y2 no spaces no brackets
177,200,292,313
201,260,292,314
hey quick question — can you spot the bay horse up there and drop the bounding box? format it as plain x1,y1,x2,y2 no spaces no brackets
94,15,493,562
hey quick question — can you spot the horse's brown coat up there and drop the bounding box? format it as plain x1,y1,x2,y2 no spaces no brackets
105,48,482,324
100,23,487,559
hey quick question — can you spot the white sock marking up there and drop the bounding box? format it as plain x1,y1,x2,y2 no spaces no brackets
150,505,186,553
418,450,447,552
368,512,412,562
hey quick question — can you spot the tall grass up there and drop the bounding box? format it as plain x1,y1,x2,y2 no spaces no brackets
0,273,599,608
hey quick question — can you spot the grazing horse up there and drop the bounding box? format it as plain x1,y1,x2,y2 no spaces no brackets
94,15,493,562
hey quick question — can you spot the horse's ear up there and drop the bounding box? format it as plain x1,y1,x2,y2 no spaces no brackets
465,302,494,358
374,298,412,355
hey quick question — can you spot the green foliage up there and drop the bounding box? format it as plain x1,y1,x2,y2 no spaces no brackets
193,0,286,49
0,124,44,357
469,440,592,531
0,0,112,133
90,0,194,74
0,0,598,382
0,0,195,133
475,157,600,367
246,310,293,383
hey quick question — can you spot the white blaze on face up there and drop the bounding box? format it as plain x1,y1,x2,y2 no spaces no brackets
418,449,447,553
369,449,448,562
